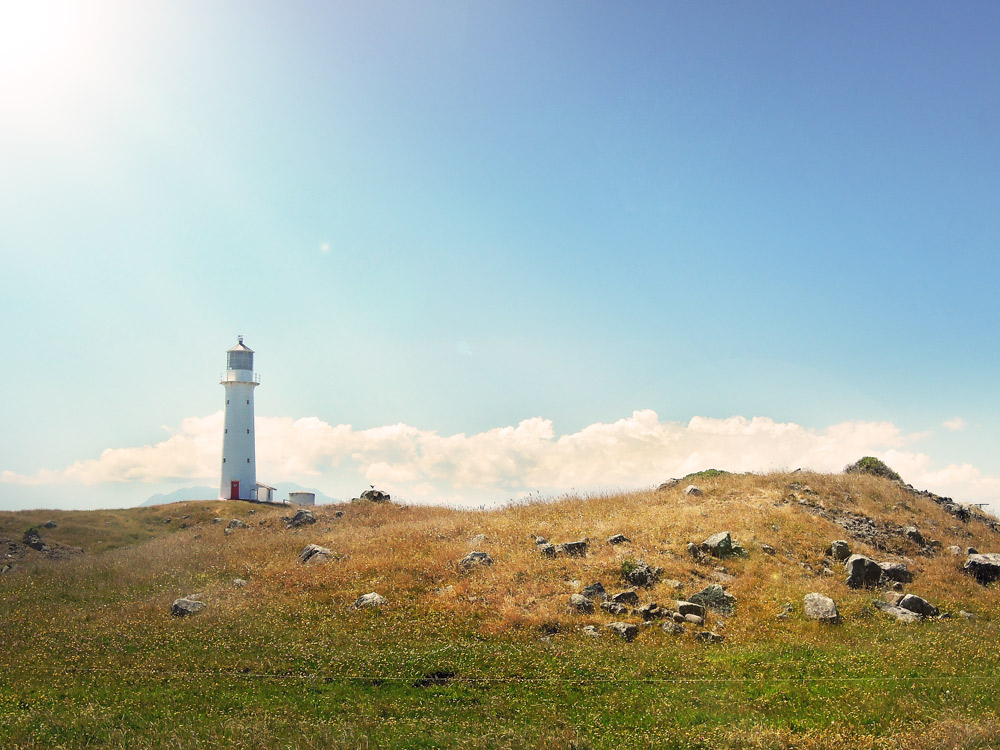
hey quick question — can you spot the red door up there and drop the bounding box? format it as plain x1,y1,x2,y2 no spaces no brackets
230,480,240,500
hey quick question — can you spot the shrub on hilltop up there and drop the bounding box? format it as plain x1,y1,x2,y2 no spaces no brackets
844,456,902,482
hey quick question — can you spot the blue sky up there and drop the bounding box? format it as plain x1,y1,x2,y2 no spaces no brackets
2,1,998,511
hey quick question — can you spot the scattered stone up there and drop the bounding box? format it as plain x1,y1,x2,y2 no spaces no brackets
964,553,1000,584
701,532,733,558
286,509,316,528
623,560,662,587
171,598,206,617
761,544,776,555
559,540,589,557
664,579,684,591
22,529,45,551
657,479,680,491
354,592,387,609
581,582,607,601
459,551,494,569
606,622,639,642
899,594,939,618
959,610,976,620
711,569,736,584
600,601,630,616
607,534,631,546
248,510,255,515
694,631,724,644
469,534,487,546
356,489,391,504
676,601,706,618
803,593,840,623
538,543,557,557
611,590,640,607
226,519,248,531
662,621,685,635
671,612,686,623
844,554,882,589
534,536,548,545
948,545,963,556
334,510,345,518
43,520,57,529
0,564,12,575
637,603,665,621
232,578,247,587
882,591,904,606
827,540,852,561
569,594,595,614
874,600,921,623
582,625,601,638
683,485,703,496
684,613,705,625
879,561,913,584
688,584,736,616
686,542,703,560
213,517,223,524
904,526,925,545
298,544,333,565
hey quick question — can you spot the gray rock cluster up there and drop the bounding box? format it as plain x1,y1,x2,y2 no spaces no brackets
964,553,1000,584
459,551,494,569
224,519,248,536
538,538,589,558
844,554,912,589
286,509,316,529
354,592,387,609
623,559,662,587
352,489,391,503
699,531,747,559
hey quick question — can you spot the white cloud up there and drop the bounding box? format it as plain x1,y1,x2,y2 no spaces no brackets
943,417,968,431
3,410,999,509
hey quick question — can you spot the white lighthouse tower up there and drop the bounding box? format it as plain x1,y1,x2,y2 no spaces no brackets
220,336,259,500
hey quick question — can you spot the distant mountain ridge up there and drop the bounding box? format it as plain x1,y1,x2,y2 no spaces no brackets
140,483,339,507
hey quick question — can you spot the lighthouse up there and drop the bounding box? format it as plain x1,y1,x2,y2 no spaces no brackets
220,336,259,500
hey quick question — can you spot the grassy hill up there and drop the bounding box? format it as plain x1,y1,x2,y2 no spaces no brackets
2,472,1000,749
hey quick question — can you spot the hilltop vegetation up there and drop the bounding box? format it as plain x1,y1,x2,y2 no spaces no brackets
1,472,1000,749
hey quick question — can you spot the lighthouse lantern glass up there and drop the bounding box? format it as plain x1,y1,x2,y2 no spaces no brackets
228,350,253,371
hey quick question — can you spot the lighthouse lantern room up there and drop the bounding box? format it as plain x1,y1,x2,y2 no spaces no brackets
220,335,260,500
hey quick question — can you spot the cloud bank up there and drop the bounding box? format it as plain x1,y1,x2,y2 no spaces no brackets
3,410,999,508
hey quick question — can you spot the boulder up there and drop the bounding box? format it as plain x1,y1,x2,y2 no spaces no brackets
683,485,703,496
459,551,494,569
964,553,1000,584
694,631,724,644
569,594,595,614
874,600,921,623
286,509,316,529
226,519,248,531
611,590,640,607
582,625,601,638
827,540,851,561
43,520,57,529
701,532,734,558
213,517,223,524
686,542,703,559
538,543,557,558
559,540,589,557
298,544,333,565
623,560,662,588
354,592,387,609
0,564,12,575
803,593,840,623
637,603,665,621
878,561,913,584
676,601,706,618
899,594,939,618
844,555,882,589
948,545,963,556
22,529,46,551
232,578,247,587
580,582,607,601
662,621,685,635
684,613,705,625
358,489,391,503
903,526,925,545
657,479,680,491
761,544,777,555
688,584,736,616
171,598,206,617
600,601,630,616
606,622,639,642
607,534,631,546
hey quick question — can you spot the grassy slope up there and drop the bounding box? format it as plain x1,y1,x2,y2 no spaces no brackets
1,474,999,749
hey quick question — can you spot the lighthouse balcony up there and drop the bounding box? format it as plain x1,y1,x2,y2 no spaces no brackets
220,370,261,385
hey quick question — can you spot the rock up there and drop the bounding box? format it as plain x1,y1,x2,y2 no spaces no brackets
688,584,736,616
606,622,639,642
683,485,703,496
226,519,248,531
581,582,607,601
213,517,223,524
232,578,247,587
607,534,630,546
43,520,57,529
623,560,662,588
559,540,589,557
171,598,206,617
637,603,665,621
881,591,904,606
671,612,686,623
286,509,316,528
334,510,344,518
662,621,685,635
964,553,1000,584
694,631,724,644
611,590,640,607
684,613,705,625
657,479,680,491
534,536,548,545
569,594,595,614
899,594,939,618
967,547,979,555
803,593,840,623
468,534,488,547
298,544,333,565
358,489,391,503
686,542,703,559
600,601,630,616
948,545,963,556
354,592,387,609
459,551,494,568
844,555,882,589
904,526,925,545
0,564,12,575
582,625,601,638
878,561,913,584
538,543,557,557
827,540,852,561
676,601,706,618
874,600,921,623
701,531,734,558
761,544,776,555
22,529,45,551
959,610,975,620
